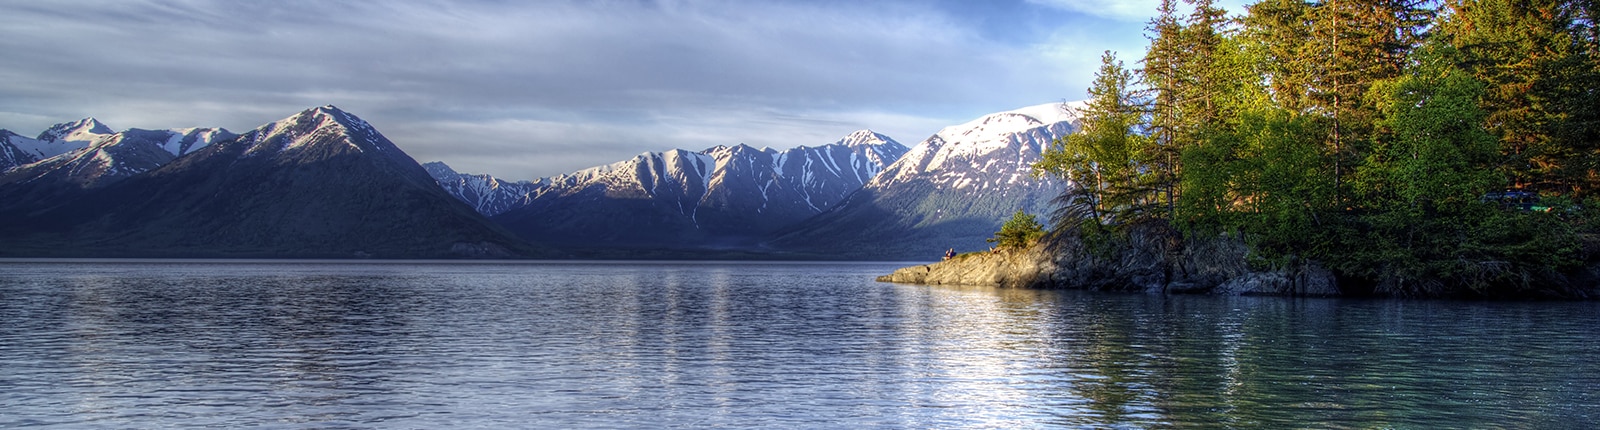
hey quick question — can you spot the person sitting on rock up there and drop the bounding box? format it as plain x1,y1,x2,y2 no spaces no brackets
944,248,956,260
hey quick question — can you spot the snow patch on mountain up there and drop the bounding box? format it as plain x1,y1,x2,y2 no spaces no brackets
0,130,45,170
237,105,394,158
879,101,1082,187
160,127,235,156
0,116,237,188
8,118,113,162
769,102,1084,259
36,118,113,143
425,161,546,216
460,129,908,248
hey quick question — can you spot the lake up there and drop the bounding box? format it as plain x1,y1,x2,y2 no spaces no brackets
2,260,1596,428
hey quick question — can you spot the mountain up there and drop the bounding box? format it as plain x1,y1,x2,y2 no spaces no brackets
1,127,235,190
0,118,112,171
424,161,544,217
769,102,1082,260
481,130,908,253
0,106,537,258
0,119,235,215
36,117,113,143
0,130,44,170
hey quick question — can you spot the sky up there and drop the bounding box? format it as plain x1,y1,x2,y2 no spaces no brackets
0,0,1250,181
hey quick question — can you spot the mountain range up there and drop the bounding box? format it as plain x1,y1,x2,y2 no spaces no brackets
0,103,1079,259
427,130,909,254
0,106,533,258
771,103,1079,259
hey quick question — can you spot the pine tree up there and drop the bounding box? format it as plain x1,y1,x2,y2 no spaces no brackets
1276,0,1431,205
1442,0,1596,194
1177,0,1232,126
1035,51,1151,230
1242,0,1317,112
1143,0,1185,217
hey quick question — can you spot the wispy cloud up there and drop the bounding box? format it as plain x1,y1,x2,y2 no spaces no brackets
1025,0,1162,21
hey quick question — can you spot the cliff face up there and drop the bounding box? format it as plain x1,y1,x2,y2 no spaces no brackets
878,223,1343,297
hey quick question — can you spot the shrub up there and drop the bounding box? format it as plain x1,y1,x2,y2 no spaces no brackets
989,210,1045,250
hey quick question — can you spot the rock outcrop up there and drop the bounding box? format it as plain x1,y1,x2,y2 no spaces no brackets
878,222,1343,297
878,246,1058,288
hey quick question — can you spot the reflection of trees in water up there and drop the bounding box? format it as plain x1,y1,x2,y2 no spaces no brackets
947,287,1600,428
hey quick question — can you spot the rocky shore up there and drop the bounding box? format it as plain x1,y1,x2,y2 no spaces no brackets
878,223,1343,297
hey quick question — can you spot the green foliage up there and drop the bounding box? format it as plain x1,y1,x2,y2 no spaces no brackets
1035,51,1155,230
1358,43,1499,212
988,210,1045,250
1021,0,1600,297
1440,0,1599,193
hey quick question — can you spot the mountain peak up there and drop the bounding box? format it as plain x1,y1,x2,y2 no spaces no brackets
834,129,904,150
297,104,365,128
941,102,1083,139
36,117,114,142
422,161,458,178
236,106,393,158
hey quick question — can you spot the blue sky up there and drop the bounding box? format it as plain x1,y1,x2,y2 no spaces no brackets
0,0,1248,180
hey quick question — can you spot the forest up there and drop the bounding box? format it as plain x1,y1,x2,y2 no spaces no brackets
1033,0,1600,297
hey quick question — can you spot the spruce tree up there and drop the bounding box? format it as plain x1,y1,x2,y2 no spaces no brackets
1035,51,1151,230
1143,0,1186,216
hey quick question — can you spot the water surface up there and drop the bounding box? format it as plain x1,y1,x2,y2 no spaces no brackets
2,261,1596,428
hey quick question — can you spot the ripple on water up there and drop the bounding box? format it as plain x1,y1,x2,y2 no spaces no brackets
1,261,1598,428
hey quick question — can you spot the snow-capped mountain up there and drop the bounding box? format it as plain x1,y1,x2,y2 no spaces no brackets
769,130,908,211
0,106,536,258
481,130,908,251
1,125,235,189
771,102,1083,259
36,117,113,143
424,161,545,216
0,118,111,171
0,130,44,170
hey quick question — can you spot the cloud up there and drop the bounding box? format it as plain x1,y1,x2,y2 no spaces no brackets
0,0,1144,180
1025,0,1256,22
1025,0,1162,21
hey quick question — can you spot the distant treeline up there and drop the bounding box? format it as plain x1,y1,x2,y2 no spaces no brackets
1035,0,1600,297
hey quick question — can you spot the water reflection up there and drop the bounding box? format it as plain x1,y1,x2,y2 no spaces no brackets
1,261,1597,428
897,284,1600,428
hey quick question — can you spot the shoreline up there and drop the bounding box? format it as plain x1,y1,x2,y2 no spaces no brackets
876,225,1600,300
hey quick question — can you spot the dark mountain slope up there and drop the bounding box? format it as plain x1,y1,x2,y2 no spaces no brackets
485,131,907,254
0,106,539,258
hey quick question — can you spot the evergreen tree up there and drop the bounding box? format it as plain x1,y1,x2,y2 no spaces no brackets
1304,0,1433,204
1241,0,1317,112
1035,51,1151,230
1021,0,1600,296
1440,0,1595,193
1143,0,1186,216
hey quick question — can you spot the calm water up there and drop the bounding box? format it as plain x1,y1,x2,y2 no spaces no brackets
1,261,1597,428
